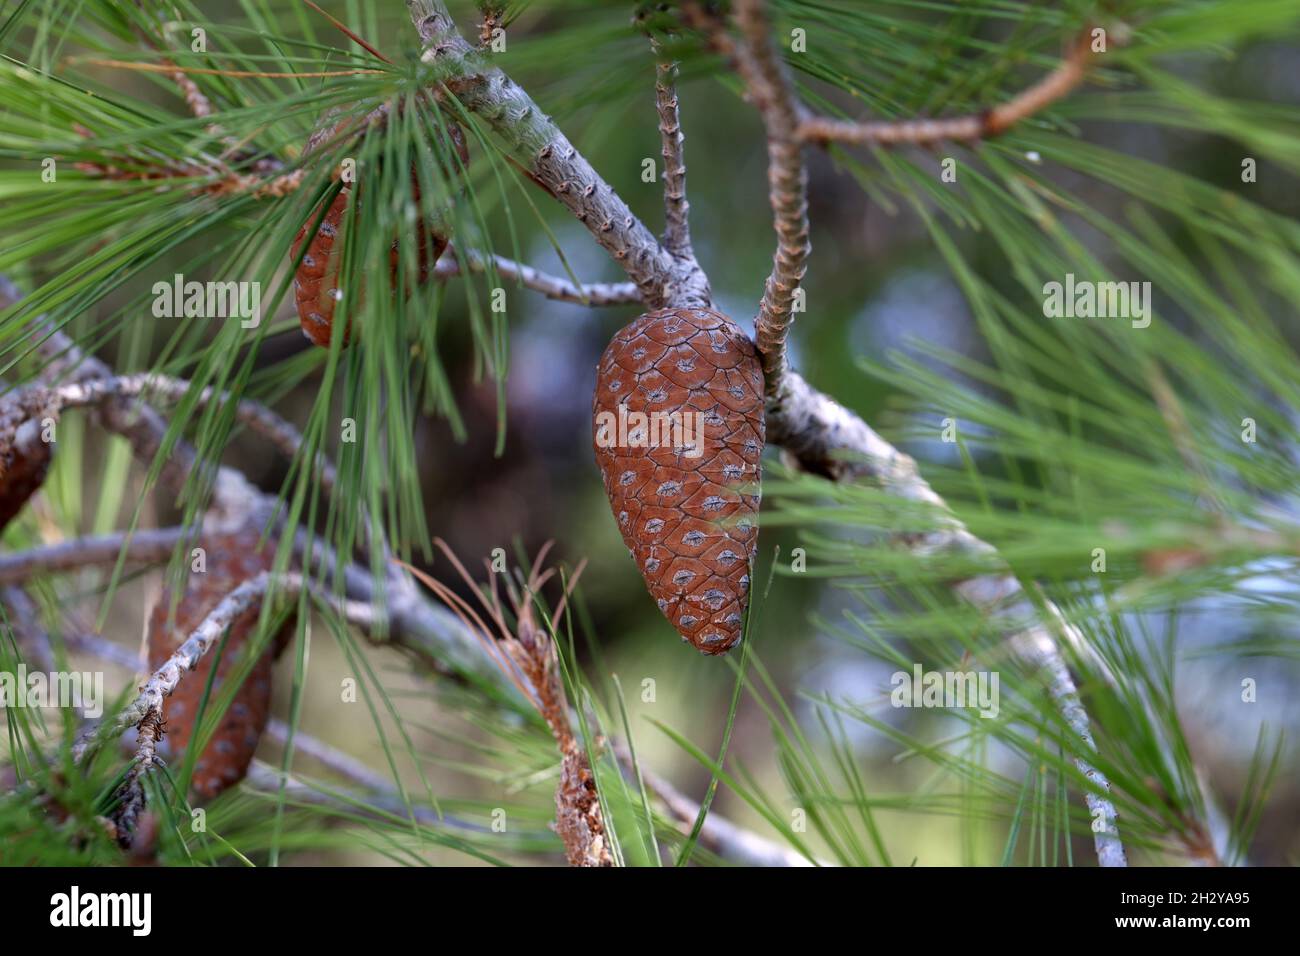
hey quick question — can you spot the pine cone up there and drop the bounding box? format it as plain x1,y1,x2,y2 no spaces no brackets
291,116,469,348
592,307,765,655
146,528,290,802
0,399,54,533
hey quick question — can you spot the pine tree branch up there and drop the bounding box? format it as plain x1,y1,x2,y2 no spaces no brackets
437,244,641,305
0,527,190,585
33,374,339,498
98,571,291,743
70,31,299,202
180,634,812,866
405,0,710,309
52,590,811,866
765,383,1132,866
74,148,305,198
99,569,292,840
243,759,499,837
398,3,896,495
79,560,392,763
722,0,810,387
797,30,1098,146
0,366,397,559
90,566,371,820
62,629,146,671
800,395,1129,864
110,707,163,844
256,719,534,839
654,55,693,258
631,13,695,262
3,274,507,696
5,286,186,498
2,277,258,518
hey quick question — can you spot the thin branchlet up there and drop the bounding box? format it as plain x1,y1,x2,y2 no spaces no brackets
438,244,641,305
797,30,1100,146
655,56,693,257
635,11,694,259
732,0,811,388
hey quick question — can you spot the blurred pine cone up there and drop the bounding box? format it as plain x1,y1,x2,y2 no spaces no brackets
291,113,469,348
0,398,54,533
146,527,291,802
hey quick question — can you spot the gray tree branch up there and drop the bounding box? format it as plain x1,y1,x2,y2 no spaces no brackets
437,244,641,305
797,30,1098,146
407,0,710,309
0,527,189,585
654,56,693,258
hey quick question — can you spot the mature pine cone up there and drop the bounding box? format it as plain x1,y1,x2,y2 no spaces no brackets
146,527,290,802
291,116,468,348
0,401,54,533
592,307,765,655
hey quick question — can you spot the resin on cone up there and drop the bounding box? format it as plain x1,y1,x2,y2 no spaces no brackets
146,527,290,802
592,307,764,655
291,116,468,347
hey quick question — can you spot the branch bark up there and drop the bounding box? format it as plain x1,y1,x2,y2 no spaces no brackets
729,0,810,387
2,276,258,519
405,0,709,309
797,30,1098,146
654,56,693,258
0,527,189,585
437,244,641,305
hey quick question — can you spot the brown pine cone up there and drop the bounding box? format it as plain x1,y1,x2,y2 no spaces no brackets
291,115,469,348
146,527,290,802
0,400,54,533
592,307,765,655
